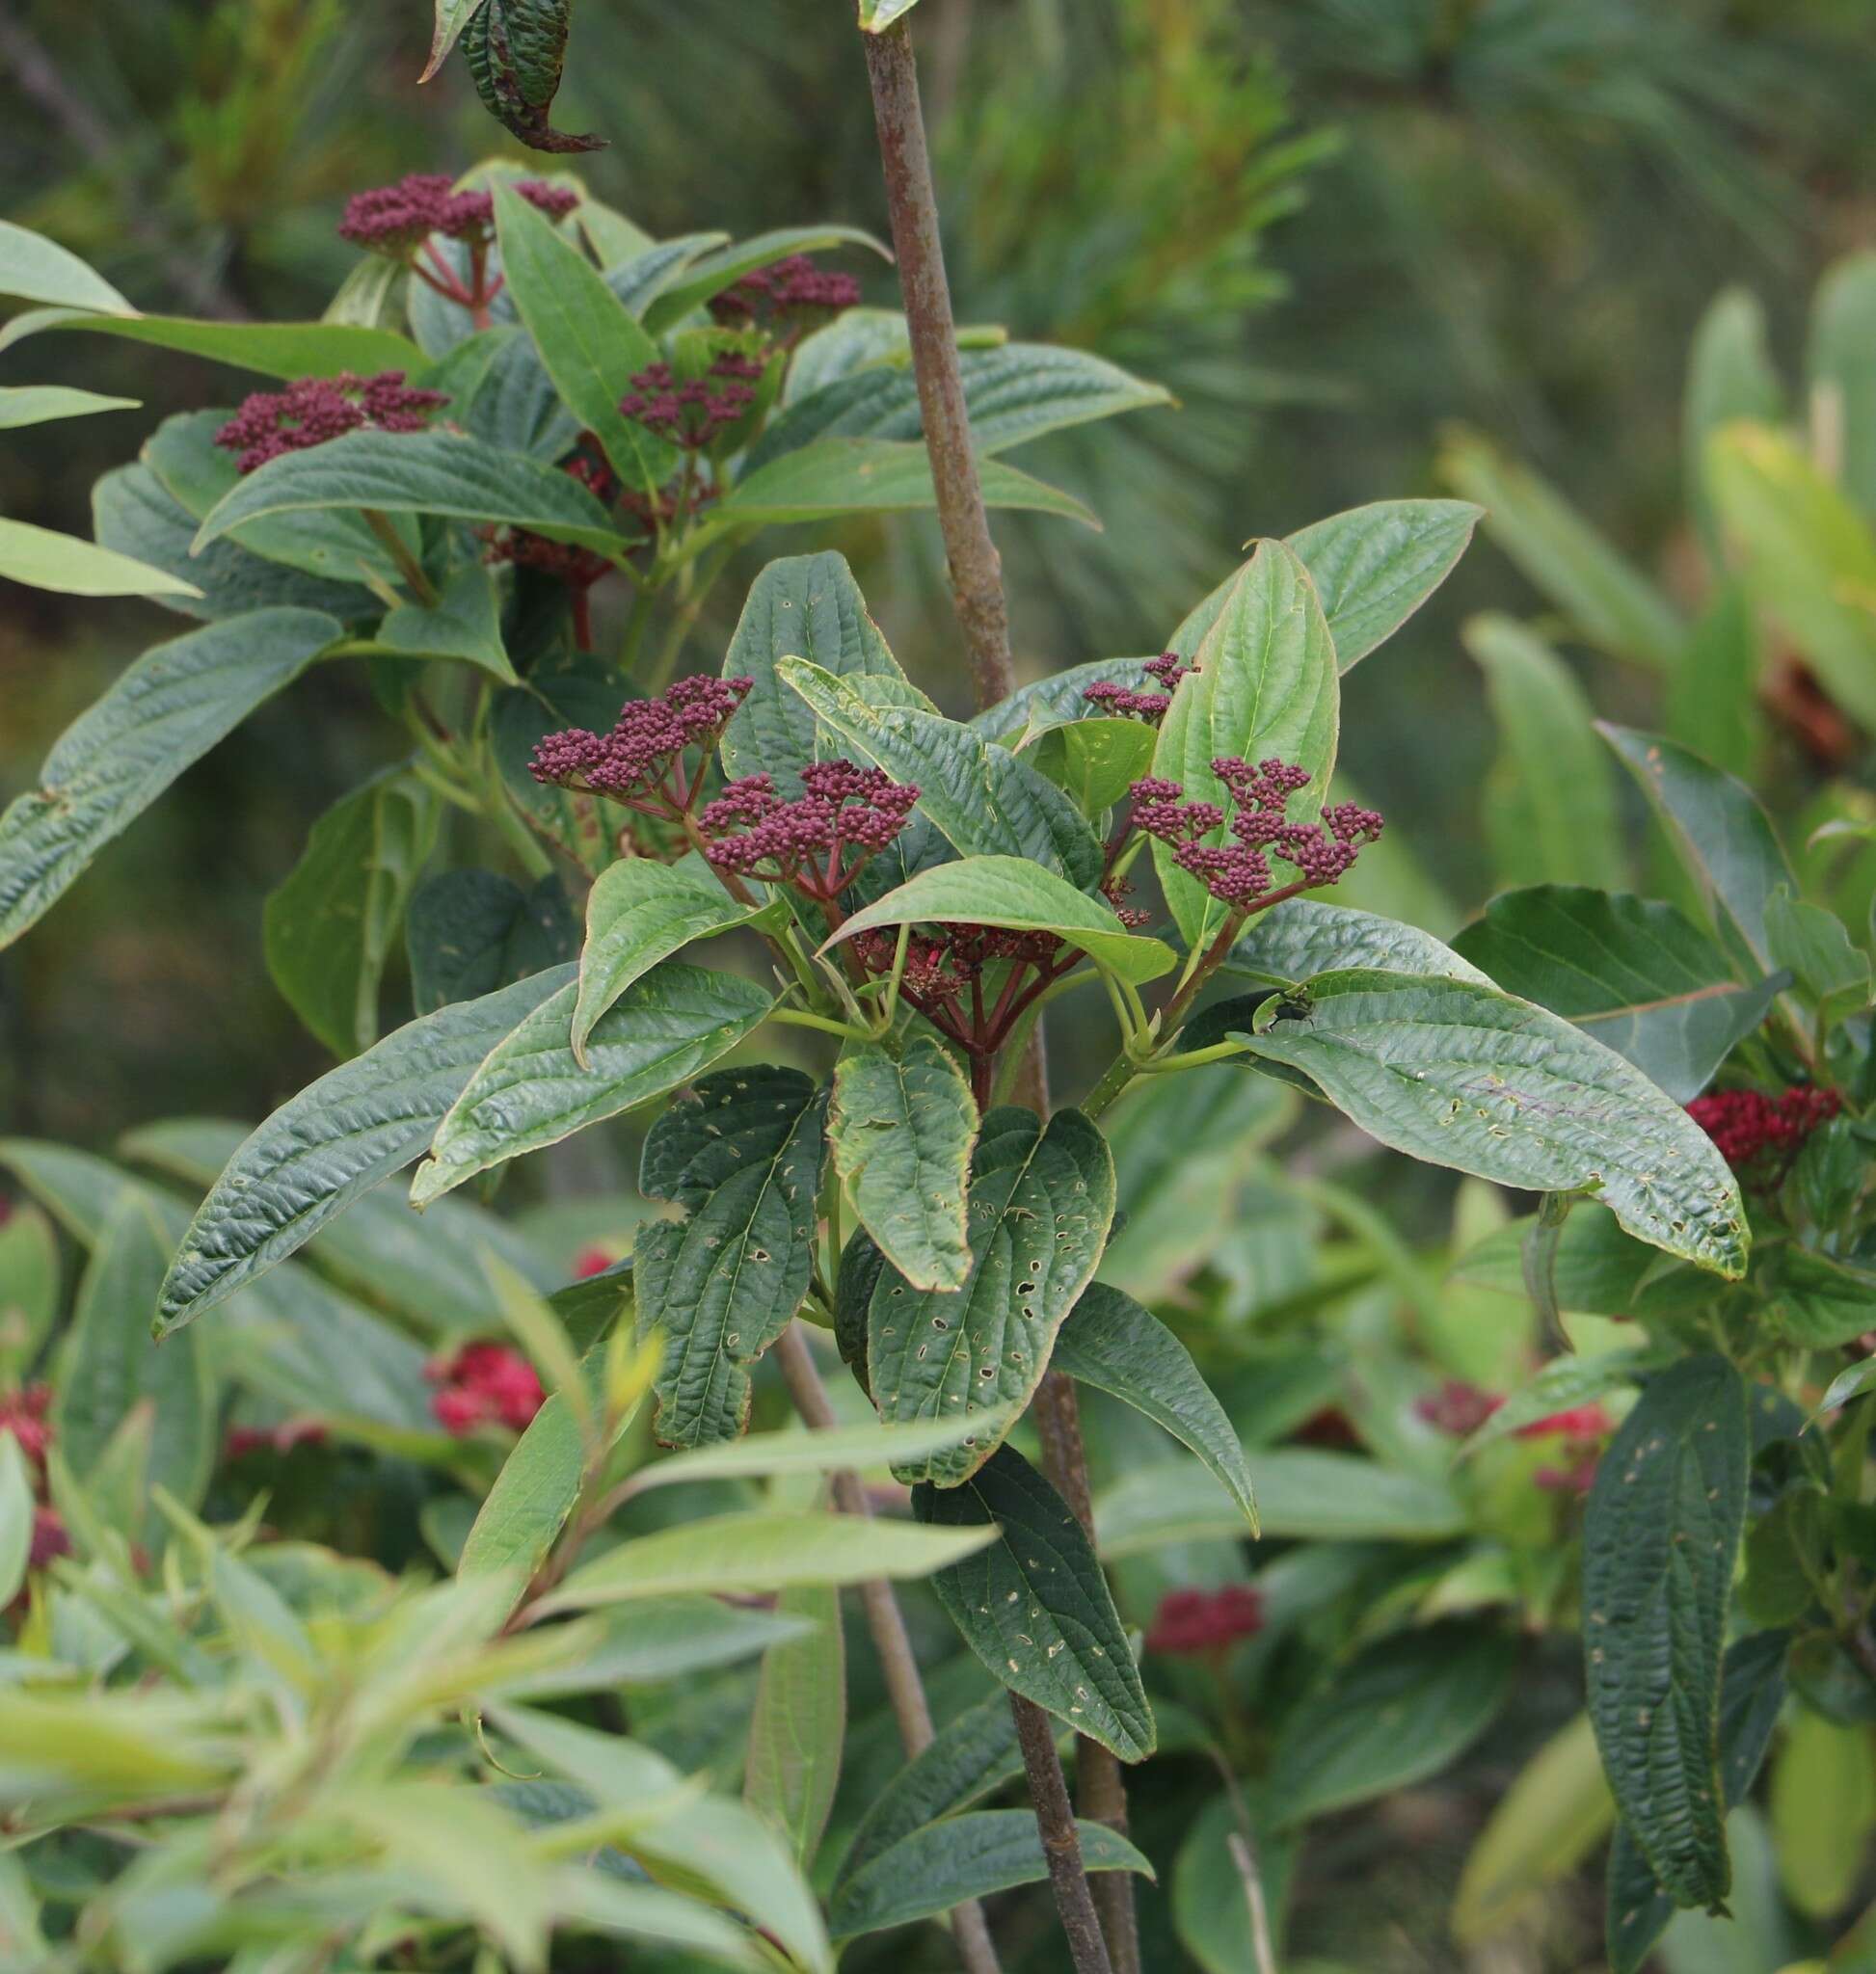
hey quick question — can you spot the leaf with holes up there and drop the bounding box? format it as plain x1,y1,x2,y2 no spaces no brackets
633,1067,825,1448
868,1107,1114,1485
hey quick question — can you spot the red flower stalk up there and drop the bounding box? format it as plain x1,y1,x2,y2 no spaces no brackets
1146,1584,1265,1657
700,760,919,900
426,1343,545,1436
1686,1085,1841,1167
528,675,753,825
619,354,766,451
214,372,447,475
1084,653,1194,724
709,253,861,330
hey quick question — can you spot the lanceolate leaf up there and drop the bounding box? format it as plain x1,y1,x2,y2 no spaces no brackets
1232,970,1749,1278
827,857,1175,984
779,659,1104,889
744,1584,844,1867
408,869,577,1013
414,965,776,1208
0,607,340,951
1452,886,1780,1103
573,862,780,1067
914,1445,1154,1761
1053,1284,1256,1531
829,1035,977,1293
0,519,202,600
1224,898,1490,988
633,1068,825,1448
154,965,573,1333
1152,539,1340,951
460,0,602,152
868,1108,1115,1485
1583,1353,1749,1912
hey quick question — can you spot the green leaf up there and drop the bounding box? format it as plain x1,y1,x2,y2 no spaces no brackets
408,868,577,1014
1232,970,1748,1277
1268,1622,1518,1826
778,659,1104,888
492,185,674,495
1466,614,1625,891
422,0,491,80
1222,898,1487,994
858,0,922,29
53,1194,213,1510
1607,1629,1789,1972
829,1034,978,1293
915,1444,1153,1760
1282,497,1482,669
1810,251,1876,525
708,439,1098,535
0,518,201,600
375,564,518,681
538,1508,998,1614
1439,430,1685,671
746,343,1171,474
1452,886,1780,1103
1583,1353,1749,1911
194,429,630,558
1706,422,1876,732
868,1107,1114,1485
745,1584,844,1865
785,307,1006,405
264,766,441,1058
633,1067,825,1448
490,665,625,875
1096,1452,1465,1552
0,1437,35,1609
719,552,906,794
1053,1283,1256,1532
0,307,423,381
154,965,573,1332
1152,539,1340,951
830,1810,1150,1939
460,0,601,153
0,607,339,951
0,386,139,428
1684,288,1784,560
828,857,1174,984
415,965,775,1208
1450,1202,1707,1325
0,1201,58,1385
1023,716,1159,815
574,861,779,1067
1599,724,1797,979
0,222,134,313
641,227,890,336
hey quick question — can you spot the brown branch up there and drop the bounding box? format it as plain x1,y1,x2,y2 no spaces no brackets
1010,1694,1116,1974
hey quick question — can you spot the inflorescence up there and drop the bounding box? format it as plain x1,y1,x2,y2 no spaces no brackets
214,372,448,475
338,173,579,256
1083,653,1193,724
710,253,862,331
528,675,754,825
1686,1085,1842,1167
700,762,920,901
1129,758,1382,910
619,355,766,451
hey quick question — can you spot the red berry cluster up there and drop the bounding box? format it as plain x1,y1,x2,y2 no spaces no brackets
1685,1086,1842,1166
700,762,920,900
426,1344,545,1436
1145,1584,1265,1657
1083,653,1193,724
710,253,862,329
338,173,579,256
1130,759,1382,910
214,372,448,475
529,676,753,824
620,354,766,451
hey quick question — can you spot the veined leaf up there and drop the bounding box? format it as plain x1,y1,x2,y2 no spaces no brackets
779,659,1104,888
414,965,775,1207
0,307,422,381
0,386,139,428
1232,969,1749,1277
154,966,573,1332
829,1034,977,1292
0,221,134,313
194,429,631,558
408,868,577,1014
745,1584,844,1866
0,608,340,950
641,227,890,336
1452,886,1779,1103
1053,1284,1255,1532
0,518,202,600
1765,1247,1876,1352
868,1107,1114,1485
827,857,1175,984
1584,1354,1749,1911
573,861,780,1067
914,1445,1154,1761
1224,897,1490,988
1152,539,1340,952
633,1068,825,1448
785,307,1006,405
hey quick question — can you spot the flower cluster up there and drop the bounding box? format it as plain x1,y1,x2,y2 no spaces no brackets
426,1344,546,1436
338,173,579,255
701,761,920,900
710,253,862,328
529,676,753,821
1686,1085,1842,1166
1145,1584,1265,1657
1084,653,1193,724
214,372,447,475
619,354,766,450
1130,759,1382,910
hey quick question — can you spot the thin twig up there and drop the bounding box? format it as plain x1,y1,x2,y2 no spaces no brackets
1227,1832,1278,1974
1010,1694,1115,1974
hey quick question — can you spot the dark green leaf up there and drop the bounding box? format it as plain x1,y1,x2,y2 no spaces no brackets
633,1067,824,1448
971,657,1148,745
1764,889,1870,1011
408,869,578,1014
459,0,601,152
744,1584,844,1866
603,232,729,317
490,666,625,874
1583,1353,1749,1911
0,608,340,950
915,1445,1154,1761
